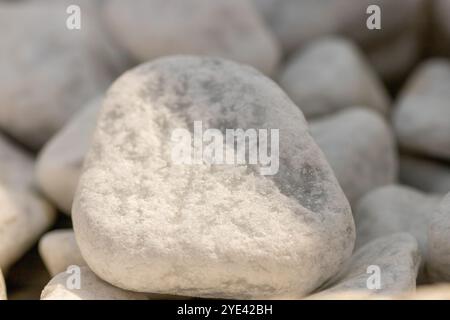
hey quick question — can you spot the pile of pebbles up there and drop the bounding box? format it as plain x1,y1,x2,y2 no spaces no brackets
0,0,450,300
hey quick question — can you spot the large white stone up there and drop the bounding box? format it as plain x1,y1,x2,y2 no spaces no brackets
279,38,389,119
0,2,124,149
39,229,86,277
427,193,450,282
36,98,101,214
103,0,280,76
73,56,355,299
41,266,148,300
309,234,420,299
0,135,56,272
399,154,450,195
310,108,397,205
393,59,450,161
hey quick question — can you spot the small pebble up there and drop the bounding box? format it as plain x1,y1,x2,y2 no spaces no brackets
279,37,390,119
0,135,56,272
103,0,280,76
393,59,450,160
40,266,148,300
39,229,85,277
36,98,100,214
309,233,420,299
0,2,122,149
399,154,450,195
261,0,426,54
310,107,397,205
354,185,441,279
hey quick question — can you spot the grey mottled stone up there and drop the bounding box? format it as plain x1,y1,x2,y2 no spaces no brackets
103,0,280,76
399,154,450,195
0,135,56,272
393,59,450,160
36,98,101,214
279,38,390,119
427,193,450,282
39,229,86,277
309,234,420,299
73,55,355,299
310,108,397,205
0,2,123,149
41,266,148,300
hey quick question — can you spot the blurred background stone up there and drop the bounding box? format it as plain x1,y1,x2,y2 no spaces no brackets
310,108,397,205
393,59,450,161
278,37,390,119
103,0,281,76
310,233,420,299
0,1,125,150
399,154,450,195
36,97,100,214
39,229,85,277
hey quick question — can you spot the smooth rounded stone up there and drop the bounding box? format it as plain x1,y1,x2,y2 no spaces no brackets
309,234,420,299
399,154,450,195
39,229,85,277
334,0,426,49
278,38,390,119
73,56,355,299
310,108,398,205
354,185,440,277
0,135,56,272
36,98,101,214
313,233,421,299
0,2,124,150
393,59,450,160
41,266,148,300
427,193,450,282
0,269,5,300
354,185,440,249
103,0,280,76
263,0,425,54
